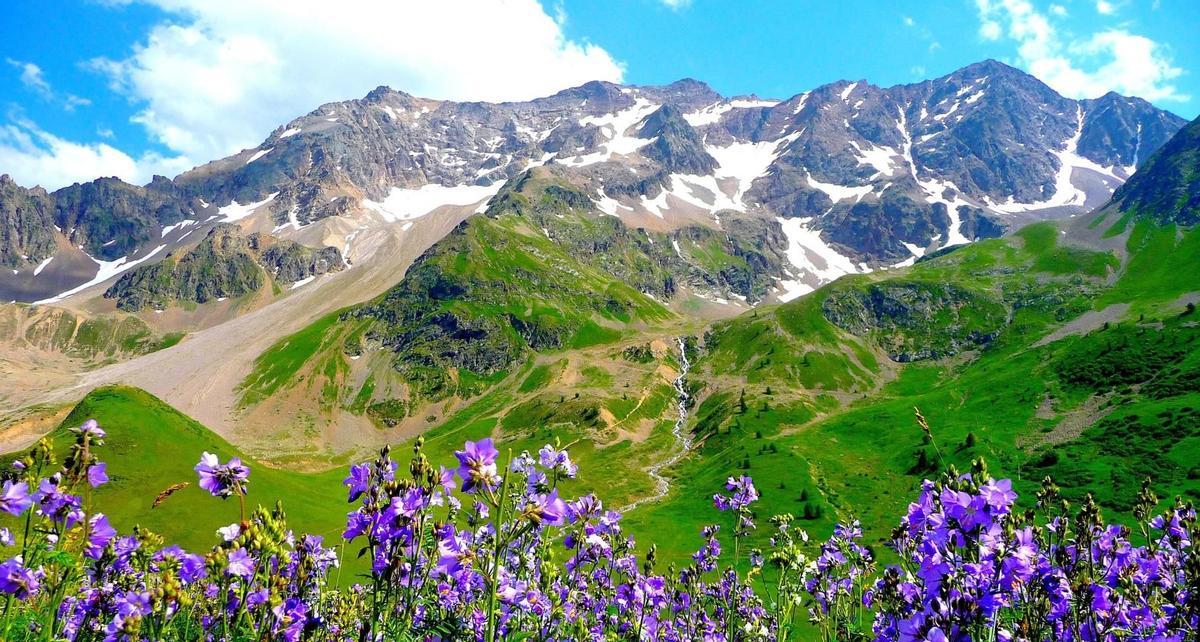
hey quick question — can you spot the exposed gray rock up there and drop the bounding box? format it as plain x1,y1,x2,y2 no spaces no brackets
103,224,345,311
0,175,56,268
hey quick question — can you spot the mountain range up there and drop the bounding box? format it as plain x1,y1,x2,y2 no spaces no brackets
0,59,1185,307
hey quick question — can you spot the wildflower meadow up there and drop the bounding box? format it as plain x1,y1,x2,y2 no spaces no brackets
0,415,1197,641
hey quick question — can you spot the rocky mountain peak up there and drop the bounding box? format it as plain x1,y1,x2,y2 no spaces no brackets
637,104,718,175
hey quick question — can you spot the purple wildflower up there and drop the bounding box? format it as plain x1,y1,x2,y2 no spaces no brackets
0,557,39,599
85,514,116,559
71,418,105,439
195,451,250,498
87,462,108,488
0,480,32,516
455,438,501,493
226,548,255,578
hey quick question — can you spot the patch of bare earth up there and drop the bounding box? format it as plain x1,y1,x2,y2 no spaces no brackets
1028,394,1115,448
1033,303,1130,348
0,405,72,453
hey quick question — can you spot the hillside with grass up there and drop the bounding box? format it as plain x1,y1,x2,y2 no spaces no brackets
623,213,1200,560
3,386,349,552
230,166,791,459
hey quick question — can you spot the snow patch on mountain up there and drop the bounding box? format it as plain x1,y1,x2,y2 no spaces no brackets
776,216,866,302
729,98,779,108
219,193,279,223
684,103,733,126
804,171,874,203
561,99,660,166
290,275,316,290
916,177,972,247
245,148,273,165
707,132,800,207
161,220,196,238
361,181,503,222
849,140,899,177
34,245,168,305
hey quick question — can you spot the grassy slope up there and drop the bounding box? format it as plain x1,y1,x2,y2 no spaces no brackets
20,386,349,551
628,221,1199,563
29,337,693,557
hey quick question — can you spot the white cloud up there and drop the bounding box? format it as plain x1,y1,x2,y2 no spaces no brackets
979,20,1003,40
63,95,92,112
89,0,624,167
1049,4,1067,16
975,0,1188,103
1095,0,1116,14
903,15,916,27
0,116,191,190
6,58,94,113
660,0,692,8
6,59,53,99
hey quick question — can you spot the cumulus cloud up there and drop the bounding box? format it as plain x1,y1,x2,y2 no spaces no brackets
87,0,624,167
0,116,190,190
1095,0,1116,15
975,0,1188,103
660,0,692,9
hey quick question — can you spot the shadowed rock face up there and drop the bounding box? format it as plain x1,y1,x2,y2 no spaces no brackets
638,105,718,175
0,175,56,268
51,176,195,260
102,224,345,311
1107,114,1200,226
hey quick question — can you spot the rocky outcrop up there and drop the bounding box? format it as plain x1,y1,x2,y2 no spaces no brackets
249,234,345,283
1078,92,1184,169
821,280,1008,361
638,105,717,175
103,224,344,311
0,175,56,268
52,176,193,260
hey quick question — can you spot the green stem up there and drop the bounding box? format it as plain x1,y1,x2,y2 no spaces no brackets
485,457,513,642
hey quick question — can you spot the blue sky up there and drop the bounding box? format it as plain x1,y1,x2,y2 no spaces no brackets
1,0,1196,190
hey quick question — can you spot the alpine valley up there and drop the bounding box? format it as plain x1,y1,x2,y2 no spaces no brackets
2,58,1199,570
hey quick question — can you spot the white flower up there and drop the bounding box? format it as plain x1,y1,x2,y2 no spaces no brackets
217,523,242,542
